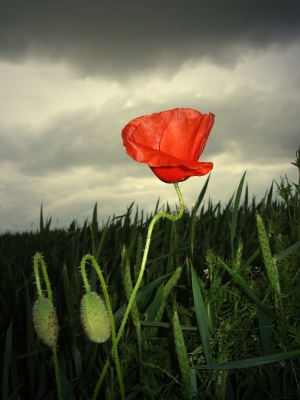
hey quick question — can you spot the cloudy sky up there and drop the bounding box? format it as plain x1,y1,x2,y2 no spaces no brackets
1,1,300,232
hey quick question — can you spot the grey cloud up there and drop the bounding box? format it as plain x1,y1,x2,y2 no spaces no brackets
1,1,300,81
2,77,298,180
0,106,126,175
0,99,169,177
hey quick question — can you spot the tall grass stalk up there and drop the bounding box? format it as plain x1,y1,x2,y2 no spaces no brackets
173,310,193,398
256,213,281,307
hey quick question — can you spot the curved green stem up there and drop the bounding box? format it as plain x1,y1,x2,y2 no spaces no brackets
33,254,43,298
80,255,125,400
92,182,185,398
116,182,184,343
33,253,53,301
80,255,91,293
33,253,62,400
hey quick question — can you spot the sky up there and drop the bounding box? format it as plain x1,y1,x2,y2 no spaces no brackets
1,1,300,232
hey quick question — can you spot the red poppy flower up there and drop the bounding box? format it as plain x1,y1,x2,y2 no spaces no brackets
122,108,214,183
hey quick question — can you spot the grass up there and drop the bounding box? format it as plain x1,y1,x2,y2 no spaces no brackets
0,148,300,399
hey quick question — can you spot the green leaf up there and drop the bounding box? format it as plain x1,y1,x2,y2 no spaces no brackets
276,241,300,261
231,171,246,259
3,319,13,400
114,274,172,324
190,174,211,255
191,265,213,364
240,248,260,272
219,259,265,311
258,308,275,356
95,216,110,261
146,283,164,322
194,350,300,370
40,203,44,233
140,320,198,331
258,308,280,397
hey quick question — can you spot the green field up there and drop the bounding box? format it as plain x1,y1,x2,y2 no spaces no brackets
1,150,300,400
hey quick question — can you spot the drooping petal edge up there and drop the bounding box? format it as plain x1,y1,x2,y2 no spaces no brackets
123,139,212,170
150,163,213,183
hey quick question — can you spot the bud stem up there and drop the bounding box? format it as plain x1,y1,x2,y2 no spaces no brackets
32,254,62,400
80,255,125,399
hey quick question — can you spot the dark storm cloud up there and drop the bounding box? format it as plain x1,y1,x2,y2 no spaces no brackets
1,0,300,80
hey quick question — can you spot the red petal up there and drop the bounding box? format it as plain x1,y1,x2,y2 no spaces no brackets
122,108,215,183
123,139,209,169
150,163,213,183
159,113,214,161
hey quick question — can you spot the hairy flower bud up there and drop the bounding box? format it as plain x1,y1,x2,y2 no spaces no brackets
33,297,59,347
81,292,110,343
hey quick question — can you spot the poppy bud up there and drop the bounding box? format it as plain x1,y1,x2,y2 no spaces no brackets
33,297,59,347
81,292,110,343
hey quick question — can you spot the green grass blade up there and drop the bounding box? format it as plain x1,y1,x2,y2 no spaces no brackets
154,267,182,326
136,322,142,374
146,283,164,322
141,321,198,331
258,308,279,397
194,350,300,370
74,349,83,396
59,365,74,400
258,308,275,355
219,259,266,311
3,319,13,400
114,273,172,324
191,265,213,364
92,202,98,238
40,203,44,232
276,240,300,261
37,363,48,399
190,174,211,255
95,216,110,261
240,248,260,272
190,368,197,398
231,171,246,259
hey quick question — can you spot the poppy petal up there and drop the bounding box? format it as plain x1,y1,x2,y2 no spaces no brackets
159,113,214,161
123,139,211,169
122,108,214,184
150,163,213,183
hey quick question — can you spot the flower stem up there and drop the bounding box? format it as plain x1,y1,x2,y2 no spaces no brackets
33,254,62,400
80,255,125,400
33,253,53,301
52,344,62,400
92,182,185,398
116,183,184,342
